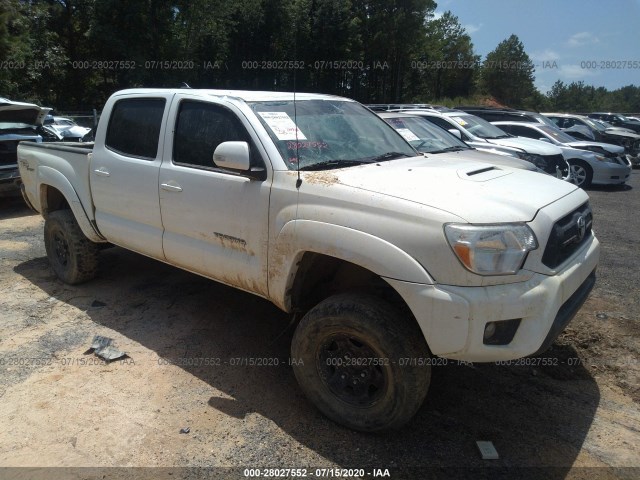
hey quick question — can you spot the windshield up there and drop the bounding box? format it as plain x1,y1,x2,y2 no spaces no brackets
532,113,557,127
582,118,605,131
446,113,509,139
249,100,416,170
538,125,577,143
383,115,470,153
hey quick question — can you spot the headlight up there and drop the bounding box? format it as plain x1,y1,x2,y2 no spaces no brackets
444,224,538,275
517,152,548,170
594,154,616,163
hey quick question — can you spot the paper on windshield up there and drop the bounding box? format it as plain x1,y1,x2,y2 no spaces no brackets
396,128,420,142
258,112,307,141
451,116,468,126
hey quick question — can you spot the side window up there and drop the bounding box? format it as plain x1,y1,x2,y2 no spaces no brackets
105,98,166,159
428,117,457,133
173,101,255,169
510,125,538,139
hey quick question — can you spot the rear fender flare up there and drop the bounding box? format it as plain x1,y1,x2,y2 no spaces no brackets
38,166,104,242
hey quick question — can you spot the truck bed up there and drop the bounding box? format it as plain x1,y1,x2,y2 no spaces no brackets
18,141,96,225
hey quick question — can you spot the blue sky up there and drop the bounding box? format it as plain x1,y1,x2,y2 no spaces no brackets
434,0,640,93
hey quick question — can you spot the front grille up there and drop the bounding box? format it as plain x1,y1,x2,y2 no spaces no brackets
0,140,19,167
543,153,569,177
542,202,593,269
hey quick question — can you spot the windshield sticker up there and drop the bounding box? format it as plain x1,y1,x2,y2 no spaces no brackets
287,141,328,150
396,128,420,142
452,116,468,126
258,112,307,141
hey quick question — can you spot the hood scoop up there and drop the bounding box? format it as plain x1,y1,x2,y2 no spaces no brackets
457,165,510,181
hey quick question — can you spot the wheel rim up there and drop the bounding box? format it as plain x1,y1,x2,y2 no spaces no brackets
317,334,387,407
570,165,587,186
53,231,70,267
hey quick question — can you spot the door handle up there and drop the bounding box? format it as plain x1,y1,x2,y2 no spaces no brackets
160,182,183,192
93,167,110,177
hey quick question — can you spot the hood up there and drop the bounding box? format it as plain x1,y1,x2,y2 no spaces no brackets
605,128,640,139
567,141,625,156
485,136,563,155
331,156,577,223
430,149,538,172
0,98,51,126
564,125,595,141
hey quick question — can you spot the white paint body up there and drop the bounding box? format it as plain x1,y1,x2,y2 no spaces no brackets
18,89,600,362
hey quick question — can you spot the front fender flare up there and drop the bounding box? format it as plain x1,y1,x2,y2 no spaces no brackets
268,220,434,311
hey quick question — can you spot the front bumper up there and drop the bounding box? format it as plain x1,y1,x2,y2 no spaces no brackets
386,234,600,362
592,162,631,185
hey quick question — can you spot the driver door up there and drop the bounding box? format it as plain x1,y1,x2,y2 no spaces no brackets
158,97,272,297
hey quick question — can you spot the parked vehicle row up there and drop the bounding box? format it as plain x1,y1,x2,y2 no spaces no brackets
17,88,599,431
494,121,631,188
0,98,92,197
452,105,640,168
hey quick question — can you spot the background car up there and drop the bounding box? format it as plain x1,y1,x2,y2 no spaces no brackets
457,106,557,127
0,97,50,197
588,113,640,134
544,113,640,166
43,115,92,142
393,108,570,179
377,112,541,172
494,121,631,188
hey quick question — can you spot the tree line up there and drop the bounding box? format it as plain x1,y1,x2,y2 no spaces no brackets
1,0,638,113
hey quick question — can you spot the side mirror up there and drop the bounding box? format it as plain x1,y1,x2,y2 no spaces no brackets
448,129,462,139
213,141,250,171
539,137,551,143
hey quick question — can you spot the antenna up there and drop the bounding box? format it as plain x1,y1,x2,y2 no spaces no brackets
293,18,302,189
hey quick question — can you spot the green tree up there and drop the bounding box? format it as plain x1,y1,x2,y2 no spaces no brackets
420,11,479,100
480,34,536,108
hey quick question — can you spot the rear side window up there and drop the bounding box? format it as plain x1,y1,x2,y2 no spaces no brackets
105,98,166,159
173,101,253,168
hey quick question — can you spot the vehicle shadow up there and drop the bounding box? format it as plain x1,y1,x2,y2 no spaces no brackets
586,184,633,193
0,196,37,220
14,248,601,478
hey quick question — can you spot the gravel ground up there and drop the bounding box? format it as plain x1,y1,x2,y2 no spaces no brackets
0,170,638,480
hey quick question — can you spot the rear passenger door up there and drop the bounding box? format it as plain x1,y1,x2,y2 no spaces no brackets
158,96,272,297
91,93,174,259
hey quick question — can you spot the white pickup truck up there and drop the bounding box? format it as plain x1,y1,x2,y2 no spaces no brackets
18,88,599,431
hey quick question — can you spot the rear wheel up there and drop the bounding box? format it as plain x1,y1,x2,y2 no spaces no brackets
569,160,593,188
44,210,99,284
291,293,431,431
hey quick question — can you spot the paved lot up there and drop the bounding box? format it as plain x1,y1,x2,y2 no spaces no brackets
0,170,638,480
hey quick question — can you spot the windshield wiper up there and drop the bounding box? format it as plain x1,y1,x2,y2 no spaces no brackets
430,146,469,153
299,152,411,171
360,151,413,163
299,159,375,171
485,135,511,139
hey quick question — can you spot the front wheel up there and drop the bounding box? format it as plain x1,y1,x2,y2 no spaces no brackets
44,210,99,284
291,293,431,431
569,160,593,188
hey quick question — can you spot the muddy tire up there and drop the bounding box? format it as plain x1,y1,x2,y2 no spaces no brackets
44,210,99,284
291,293,431,431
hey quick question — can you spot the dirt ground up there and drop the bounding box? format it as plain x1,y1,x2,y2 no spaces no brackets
0,171,639,480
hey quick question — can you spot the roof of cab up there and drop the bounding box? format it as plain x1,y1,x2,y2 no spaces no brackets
113,88,353,103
